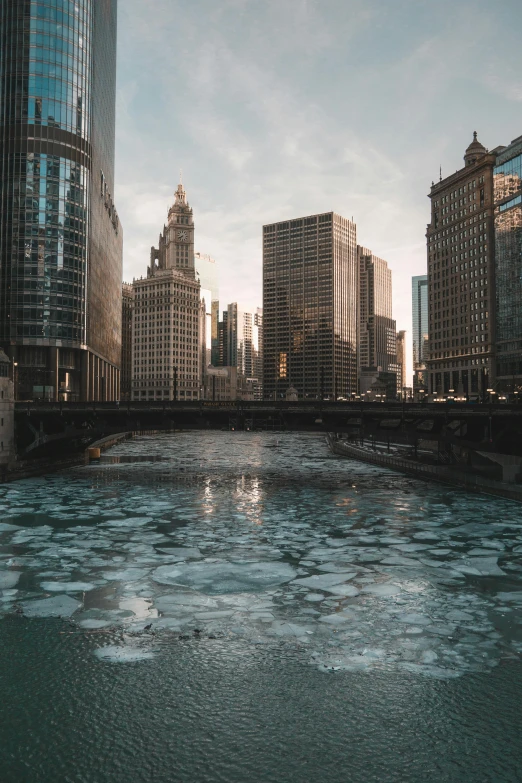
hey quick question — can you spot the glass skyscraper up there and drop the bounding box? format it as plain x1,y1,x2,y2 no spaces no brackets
412,274,428,367
0,0,122,400
494,135,522,392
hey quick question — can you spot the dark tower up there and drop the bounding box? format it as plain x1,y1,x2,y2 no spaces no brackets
0,0,123,400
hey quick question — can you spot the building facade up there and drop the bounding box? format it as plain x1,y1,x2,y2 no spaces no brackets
217,311,228,367
0,349,14,475
358,246,397,387
195,252,219,367
412,274,428,366
494,135,522,393
426,133,497,398
132,182,201,400
396,329,406,395
121,282,133,400
224,303,263,394
263,212,357,399
0,0,123,401
203,365,255,401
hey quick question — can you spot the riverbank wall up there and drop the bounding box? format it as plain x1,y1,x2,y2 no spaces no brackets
3,429,166,483
327,434,522,503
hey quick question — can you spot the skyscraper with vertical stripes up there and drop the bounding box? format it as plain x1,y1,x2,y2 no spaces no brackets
0,0,123,400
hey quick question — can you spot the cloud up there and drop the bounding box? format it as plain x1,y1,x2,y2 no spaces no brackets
115,0,522,384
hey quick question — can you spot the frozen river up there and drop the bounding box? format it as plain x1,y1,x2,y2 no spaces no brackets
1,431,522,782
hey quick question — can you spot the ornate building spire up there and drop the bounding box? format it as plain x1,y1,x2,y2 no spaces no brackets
174,175,187,206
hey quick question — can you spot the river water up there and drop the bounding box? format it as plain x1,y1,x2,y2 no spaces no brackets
1,431,522,782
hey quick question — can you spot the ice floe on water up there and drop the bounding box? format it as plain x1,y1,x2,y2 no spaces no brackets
94,645,156,663
1,431,522,675
152,561,296,593
22,595,82,618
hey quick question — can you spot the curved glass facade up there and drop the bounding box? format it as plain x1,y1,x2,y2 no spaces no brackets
0,0,122,400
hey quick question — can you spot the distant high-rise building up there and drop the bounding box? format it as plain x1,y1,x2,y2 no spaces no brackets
263,212,357,399
254,307,263,399
396,330,406,394
494,135,522,393
0,0,123,401
412,274,428,395
121,283,134,401
412,275,428,367
132,181,201,400
222,303,263,398
218,311,228,367
195,252,219,366
358,246,397,385
426,133,497,398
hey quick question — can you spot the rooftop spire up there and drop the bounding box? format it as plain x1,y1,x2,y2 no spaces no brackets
174,174,187,206
464,131,486,166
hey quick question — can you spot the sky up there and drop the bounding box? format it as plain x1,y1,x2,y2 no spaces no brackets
115,0,522,379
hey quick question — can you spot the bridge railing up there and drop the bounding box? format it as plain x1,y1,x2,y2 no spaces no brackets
15,399,522,416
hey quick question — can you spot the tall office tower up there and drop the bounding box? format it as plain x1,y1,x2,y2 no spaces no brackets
426,133,497,397
254,307,263,398
494,135,522,393
120,282,133,400
0,0,123,401
223,302,263,397
132,181,201,400
396,329,406,395
263,212,357,399
199,283,212,379
358,246,397,377
217,311,228,366
195,252,219,366
412,275,428,366
412,274,428,395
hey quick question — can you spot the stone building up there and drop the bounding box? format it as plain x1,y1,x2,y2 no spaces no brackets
132,181,201,401
426,133,498,398
121,283,134,400
203,365,253,401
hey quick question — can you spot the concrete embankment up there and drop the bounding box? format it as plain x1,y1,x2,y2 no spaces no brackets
4,429,166,482
327,434,522,503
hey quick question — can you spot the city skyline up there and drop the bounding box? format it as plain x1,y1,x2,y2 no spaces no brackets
115,0,522,381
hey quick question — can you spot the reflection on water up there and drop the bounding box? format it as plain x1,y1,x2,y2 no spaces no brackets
1,431,522,677
100,455,168,463
2,432,522,781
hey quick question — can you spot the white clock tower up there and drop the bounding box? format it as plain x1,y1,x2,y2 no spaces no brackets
133,177,202,401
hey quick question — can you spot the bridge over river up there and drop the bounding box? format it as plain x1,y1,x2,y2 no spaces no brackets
14,399,522,460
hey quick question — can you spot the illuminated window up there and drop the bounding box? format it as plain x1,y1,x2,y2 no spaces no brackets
278,352,288,379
